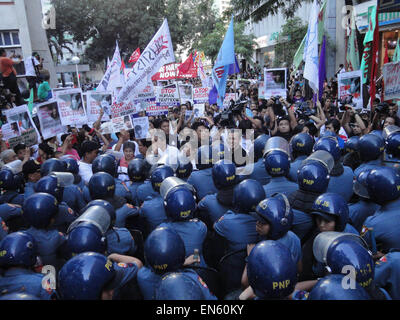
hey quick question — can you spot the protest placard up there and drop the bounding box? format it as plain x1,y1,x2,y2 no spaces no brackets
383,61,400,101
178,84,194,105
1,122,20,141
338,70,363,109
36,100,66,140
264,68,287,99
193,87,210,104
155,85,180,106
111,116,133,133
131,116,150,139
55,88,87,126
86,91,112,122
193,104,205,118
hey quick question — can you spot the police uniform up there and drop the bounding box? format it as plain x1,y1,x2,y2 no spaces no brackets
24,182,36,199
374,250,400,300
115,203,139,228
263,176,298,198
327,165,355,202
214,211,258,252
241,159,271,185
63,184,86,213
128,181,143,207
187,168,218,201
136,181,159,205
288,155,307,183
0,217,8,240
348,200,380,233
111,261,140,300
54,202,78,234
115,178,133,203
137,266,162,300
382,153,400,175
0,203,22,222
197,194,230,228
0,268,55,299
159,219,208,267
363,198,400,251
139,194,167,234
0,191,24,206
25,227,67,269
106,227,137,256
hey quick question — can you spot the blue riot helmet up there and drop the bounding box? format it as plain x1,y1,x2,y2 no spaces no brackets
370,130,383,139
264,150,290,176
92,154,117,177
22,193,59,229
353,169,372,199
156,272,205,300
365,167,400,204
144,227,186,275
160,177,197,221
297,150,334,193
176,159,193,179
308,274,370,300
254,134,270,161
196,145,214,170
0,231,37,267
321,130,337,139
66,222,106,256
0,169,18,190
0,293,40,300
358,134,385,162
212,160,238,190
383,126,400,158
313,136,341,162
150,165,174,192
128,158,149,182
247,240,297,299
40,158,66,176
290,133,314,158
311,193,349,232
58,252,115,300
313,232,373,289
81,200,116,223
34,175,63,202
89,172,115,200
263,136,290,158
211,143,226,161
252,194,293,240
345,136,360,154
63,158,79,175
233,179,266,213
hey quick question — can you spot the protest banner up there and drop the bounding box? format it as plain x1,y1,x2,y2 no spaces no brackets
111,116,133,133
338,70,363,109
151,62,198,81
178,84,194,105
36,100,66,140
193,104,205,118
155,85,180,106
1,122,20,141
264,68,287,99
111,100,138,119
133,85,156,101
86,92,112,123
223,93,238,110
55,88,87,126
131,116,150,139
383,61,400,101
146,101,168,116
193,87,210,104
8,130,38,149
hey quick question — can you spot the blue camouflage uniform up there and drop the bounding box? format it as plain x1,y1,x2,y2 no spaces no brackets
349,200,380,233
214,211,258,252
263,177,298,198
63,184,86,213
327,166,355,202
288,155,307,183
0,268,55,299
159,219,208,267
374,250,400,300
197,194,230,226
363,198,400,251
0,191,24,206
187,168,218,200
139,194,167,234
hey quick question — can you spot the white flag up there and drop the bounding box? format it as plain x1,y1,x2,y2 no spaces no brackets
116,19,175,103
303,0,320,93
97,42,124,92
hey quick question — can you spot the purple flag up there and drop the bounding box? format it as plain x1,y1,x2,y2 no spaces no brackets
318,36,326,100
209,86,218,104
228,55,240,75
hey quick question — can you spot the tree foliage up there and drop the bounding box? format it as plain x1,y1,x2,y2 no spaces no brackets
48,0,217,64
273,17,307,68
230,0,312,22
194,20,256,64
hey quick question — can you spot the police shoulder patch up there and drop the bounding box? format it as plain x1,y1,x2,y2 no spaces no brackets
118,262,128,268
197,275,208,289
126,204,135,209
67,208,74,215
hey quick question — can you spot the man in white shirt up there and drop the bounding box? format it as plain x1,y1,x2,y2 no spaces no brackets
78,141,100,185
24,52,42,100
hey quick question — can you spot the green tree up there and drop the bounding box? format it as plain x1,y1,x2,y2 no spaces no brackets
194,20,256,64
273,17,308,68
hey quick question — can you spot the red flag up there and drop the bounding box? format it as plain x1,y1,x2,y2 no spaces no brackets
177,53,195,74
128,48,141,64
369,4,379,109
384,44,389,64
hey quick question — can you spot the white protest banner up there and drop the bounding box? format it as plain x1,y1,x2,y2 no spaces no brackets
155,85,180,106
1,122,20,141
97,41,124,92
55,88,87,126
338,70,363,109
36,100,66,140
193,87,210,104
178,84,193,105
223,93,238,110
133,85,156,101
264,68,287,99
111,100,138,119
3,104,40,147
86,91,112,123
131,116,150,139
383,61,400,101
111,115,133,133
146,101,168,116
258,81,266,99
193,104,205,118
116,19,175,103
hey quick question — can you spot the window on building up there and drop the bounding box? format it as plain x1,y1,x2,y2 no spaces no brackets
0,31,21,47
